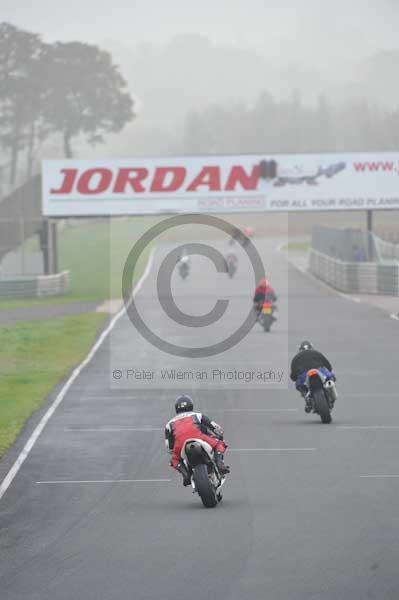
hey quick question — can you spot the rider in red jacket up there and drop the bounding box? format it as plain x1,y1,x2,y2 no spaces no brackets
165,395,229,486
253,277,277,311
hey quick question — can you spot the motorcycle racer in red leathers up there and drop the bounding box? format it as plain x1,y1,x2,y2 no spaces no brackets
253,278,277,312
165,395,230,486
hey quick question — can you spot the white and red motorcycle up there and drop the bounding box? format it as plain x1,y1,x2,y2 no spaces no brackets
180,439,226,508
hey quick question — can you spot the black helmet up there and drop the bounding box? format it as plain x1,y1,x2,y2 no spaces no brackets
175,394,194,414
299,340,313,352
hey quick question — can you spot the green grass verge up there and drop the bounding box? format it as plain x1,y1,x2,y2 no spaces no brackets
0,295,91,310
283,241,310,252
59,218,157,300
0,312,105,457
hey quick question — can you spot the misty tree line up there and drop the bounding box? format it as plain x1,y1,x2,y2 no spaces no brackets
183,90,399,155
0,22,134,187
3,20,399,193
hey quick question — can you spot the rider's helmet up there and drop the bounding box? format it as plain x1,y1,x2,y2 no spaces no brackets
175,394,194,414
299,340,313,352
258,277,269,288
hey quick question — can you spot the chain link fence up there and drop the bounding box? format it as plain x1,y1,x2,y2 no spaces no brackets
311,225,377,262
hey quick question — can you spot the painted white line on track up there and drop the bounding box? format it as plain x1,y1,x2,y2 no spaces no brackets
212,408,298,413
64,427,163,432
77,395,297,401
339,370,379,376
36,479,171,484
343,393,397,397
337,291,362,303
229,448,316,452
340,424,399,429
74,395,150,401
0,249,156,503
360,475,399,479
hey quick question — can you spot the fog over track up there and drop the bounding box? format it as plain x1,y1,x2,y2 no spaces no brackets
0,238,398,599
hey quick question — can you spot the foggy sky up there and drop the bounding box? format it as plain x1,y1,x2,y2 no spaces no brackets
2,0,399,68
3,0,399,159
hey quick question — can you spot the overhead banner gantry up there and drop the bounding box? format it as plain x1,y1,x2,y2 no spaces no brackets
42,153,399,216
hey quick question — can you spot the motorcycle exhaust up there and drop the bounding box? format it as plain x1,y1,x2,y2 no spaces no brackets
324,379,338,404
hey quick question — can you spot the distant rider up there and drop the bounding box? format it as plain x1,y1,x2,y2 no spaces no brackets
177,249,191,266
253,277,277,313
165,395,230,486
243,226,254,242
290,341,335,412
225,252,238,271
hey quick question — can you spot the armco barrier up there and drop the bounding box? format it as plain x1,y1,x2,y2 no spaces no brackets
309,250,399,295
375,237,399,261
0,270,70,298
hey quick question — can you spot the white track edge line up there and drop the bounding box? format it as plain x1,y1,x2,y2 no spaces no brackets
0,248,156,502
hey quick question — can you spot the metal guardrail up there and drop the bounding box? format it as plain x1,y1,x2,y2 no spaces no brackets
375,237,399,261
0,270,70,298
309,250,399,296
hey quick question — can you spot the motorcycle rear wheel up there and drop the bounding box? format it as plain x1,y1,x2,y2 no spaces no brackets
313,389,332,424
193,464,218,508
262,317,271,332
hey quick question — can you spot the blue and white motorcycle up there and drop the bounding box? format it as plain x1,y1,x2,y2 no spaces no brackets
303,368,337,424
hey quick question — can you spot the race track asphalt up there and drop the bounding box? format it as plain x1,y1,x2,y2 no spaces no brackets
0,236,398,600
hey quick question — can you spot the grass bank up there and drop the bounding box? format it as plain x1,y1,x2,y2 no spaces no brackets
0,312,105,457
283,241,310,252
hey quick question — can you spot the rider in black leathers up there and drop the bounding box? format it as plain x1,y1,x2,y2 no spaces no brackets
290,341,334,411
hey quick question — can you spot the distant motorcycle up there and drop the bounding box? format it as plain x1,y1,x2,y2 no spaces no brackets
178,258,190,280
229,226,254,247
304,368,337,424
225,253,238,278
256,301,277,332
180,438,226,508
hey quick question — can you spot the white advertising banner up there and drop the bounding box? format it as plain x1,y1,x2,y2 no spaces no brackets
42,153,399,216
